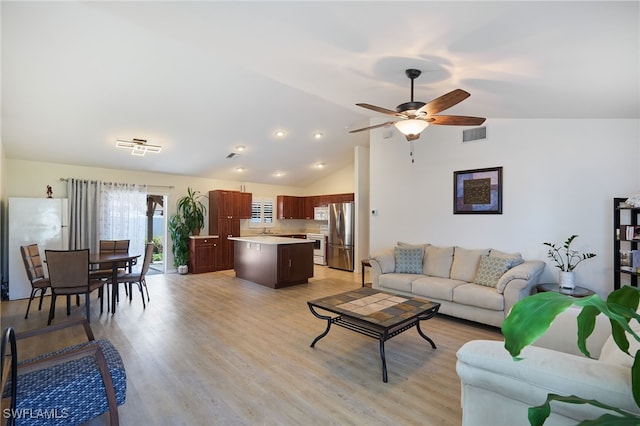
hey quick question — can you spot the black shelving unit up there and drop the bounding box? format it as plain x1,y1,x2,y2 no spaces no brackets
614,197,640,290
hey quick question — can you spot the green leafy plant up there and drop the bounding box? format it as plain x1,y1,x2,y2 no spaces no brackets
502,286,640,425
168,213,190,268
543,234,597,272
176,188,207,236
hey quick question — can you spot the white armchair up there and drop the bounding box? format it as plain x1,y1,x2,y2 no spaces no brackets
456,307,640,425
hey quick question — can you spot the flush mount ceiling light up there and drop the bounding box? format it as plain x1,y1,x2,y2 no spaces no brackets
313,132,323,139
273,171,284,177
235,167,245,172
116,138,162,156
236,145,245,152
274,130,286,138
315,162,326,168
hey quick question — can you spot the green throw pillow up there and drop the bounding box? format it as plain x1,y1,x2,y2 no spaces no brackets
474,256,512,287
394,246,424,274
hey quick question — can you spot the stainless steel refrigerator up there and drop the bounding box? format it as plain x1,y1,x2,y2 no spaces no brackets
327,202,354,271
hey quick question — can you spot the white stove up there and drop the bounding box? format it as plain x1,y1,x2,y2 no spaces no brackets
306,233,326,265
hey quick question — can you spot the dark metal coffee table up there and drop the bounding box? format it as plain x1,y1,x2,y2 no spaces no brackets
307,287,440,382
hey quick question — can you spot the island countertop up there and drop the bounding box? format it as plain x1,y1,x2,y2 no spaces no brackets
229,236,311,245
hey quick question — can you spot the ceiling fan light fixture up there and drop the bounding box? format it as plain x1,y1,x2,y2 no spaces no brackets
394,119,429,136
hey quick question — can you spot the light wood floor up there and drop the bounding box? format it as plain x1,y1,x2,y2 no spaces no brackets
1,266,502,425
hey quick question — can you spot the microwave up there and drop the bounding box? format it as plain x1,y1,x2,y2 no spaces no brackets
314,206,328,221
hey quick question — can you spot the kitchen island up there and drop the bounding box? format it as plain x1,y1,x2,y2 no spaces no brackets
229,236,314,288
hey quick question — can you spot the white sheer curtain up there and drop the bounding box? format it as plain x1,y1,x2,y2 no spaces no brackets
98,182,147,263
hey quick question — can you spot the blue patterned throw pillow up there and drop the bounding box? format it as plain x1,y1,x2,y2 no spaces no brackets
394,246,424,274
474,255,512,287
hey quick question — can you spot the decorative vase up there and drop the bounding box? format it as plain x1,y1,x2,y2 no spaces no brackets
178,265,188,275
559,271,575,289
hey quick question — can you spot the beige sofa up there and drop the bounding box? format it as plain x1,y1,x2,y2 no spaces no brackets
369,243,545,327
456,307,640,425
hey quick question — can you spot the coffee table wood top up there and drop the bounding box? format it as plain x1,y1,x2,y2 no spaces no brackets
308,287,439,328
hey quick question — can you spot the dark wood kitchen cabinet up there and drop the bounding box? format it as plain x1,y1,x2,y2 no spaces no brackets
278,243,314,286
276,193,354,219
189,236,218,274
210,190,252,220
232,238,314,288
277,195,304,219
209,189,251,270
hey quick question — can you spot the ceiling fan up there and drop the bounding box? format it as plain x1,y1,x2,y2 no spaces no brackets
350,69,486,141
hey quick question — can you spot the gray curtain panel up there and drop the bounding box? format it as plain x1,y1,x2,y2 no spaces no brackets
66,178,100,252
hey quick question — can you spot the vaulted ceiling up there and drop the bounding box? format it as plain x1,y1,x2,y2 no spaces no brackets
2,1,638,187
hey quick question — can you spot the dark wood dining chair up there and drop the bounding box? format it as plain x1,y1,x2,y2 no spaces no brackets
45,249,105,325
111,243,154,308
90,239,132,279
19,244,51,319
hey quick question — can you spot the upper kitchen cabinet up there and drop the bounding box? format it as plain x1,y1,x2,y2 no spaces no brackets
277,193,355,219
277,195,303,219
209,190,252,219
328,193,355,203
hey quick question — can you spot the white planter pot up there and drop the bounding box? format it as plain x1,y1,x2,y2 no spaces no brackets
178,265,188,274
559,271,575,289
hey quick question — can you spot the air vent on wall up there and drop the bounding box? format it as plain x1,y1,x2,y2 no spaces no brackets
462,126,487,143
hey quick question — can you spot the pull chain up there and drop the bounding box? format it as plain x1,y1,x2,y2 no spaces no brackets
410,141,415,164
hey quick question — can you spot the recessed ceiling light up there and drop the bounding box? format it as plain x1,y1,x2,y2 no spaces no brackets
313,132,323,139
273,171,284,177
235,167,245,172
274,130,286,137
316,162,326,168
236,145,245,152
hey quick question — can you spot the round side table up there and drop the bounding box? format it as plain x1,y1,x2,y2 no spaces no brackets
535,283,595,298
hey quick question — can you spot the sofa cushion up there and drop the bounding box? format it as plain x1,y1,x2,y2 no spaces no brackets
600,320,640,367
397,241,430,249
394,246,424,274
453,283,504,311
450,247,489,282
372,249,395,274
474,255,512,287
424,245,454,278
412,276,466,301
379,273,418,293
490,249,524,267
495,261,541,294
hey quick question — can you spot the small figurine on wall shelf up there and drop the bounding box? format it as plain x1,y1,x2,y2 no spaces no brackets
46,185,53,198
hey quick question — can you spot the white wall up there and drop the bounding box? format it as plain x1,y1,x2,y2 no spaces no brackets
370,119,640,297
303,163,354,196
355,146,370,271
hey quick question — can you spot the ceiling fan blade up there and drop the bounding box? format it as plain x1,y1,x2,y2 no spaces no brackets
429,115,486,126
417,89,470,116
349,121,397,133
356,103,405,117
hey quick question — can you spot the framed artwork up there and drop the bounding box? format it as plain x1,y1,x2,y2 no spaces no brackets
454,166,503,214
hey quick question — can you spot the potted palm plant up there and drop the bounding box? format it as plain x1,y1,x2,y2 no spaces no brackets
168,214,190,273
176,188,207,236
169,188,207,273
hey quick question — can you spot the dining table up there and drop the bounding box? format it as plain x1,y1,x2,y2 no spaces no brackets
90,251,140,314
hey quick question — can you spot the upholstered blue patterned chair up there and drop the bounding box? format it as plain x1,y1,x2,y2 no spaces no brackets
1,319,126,425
